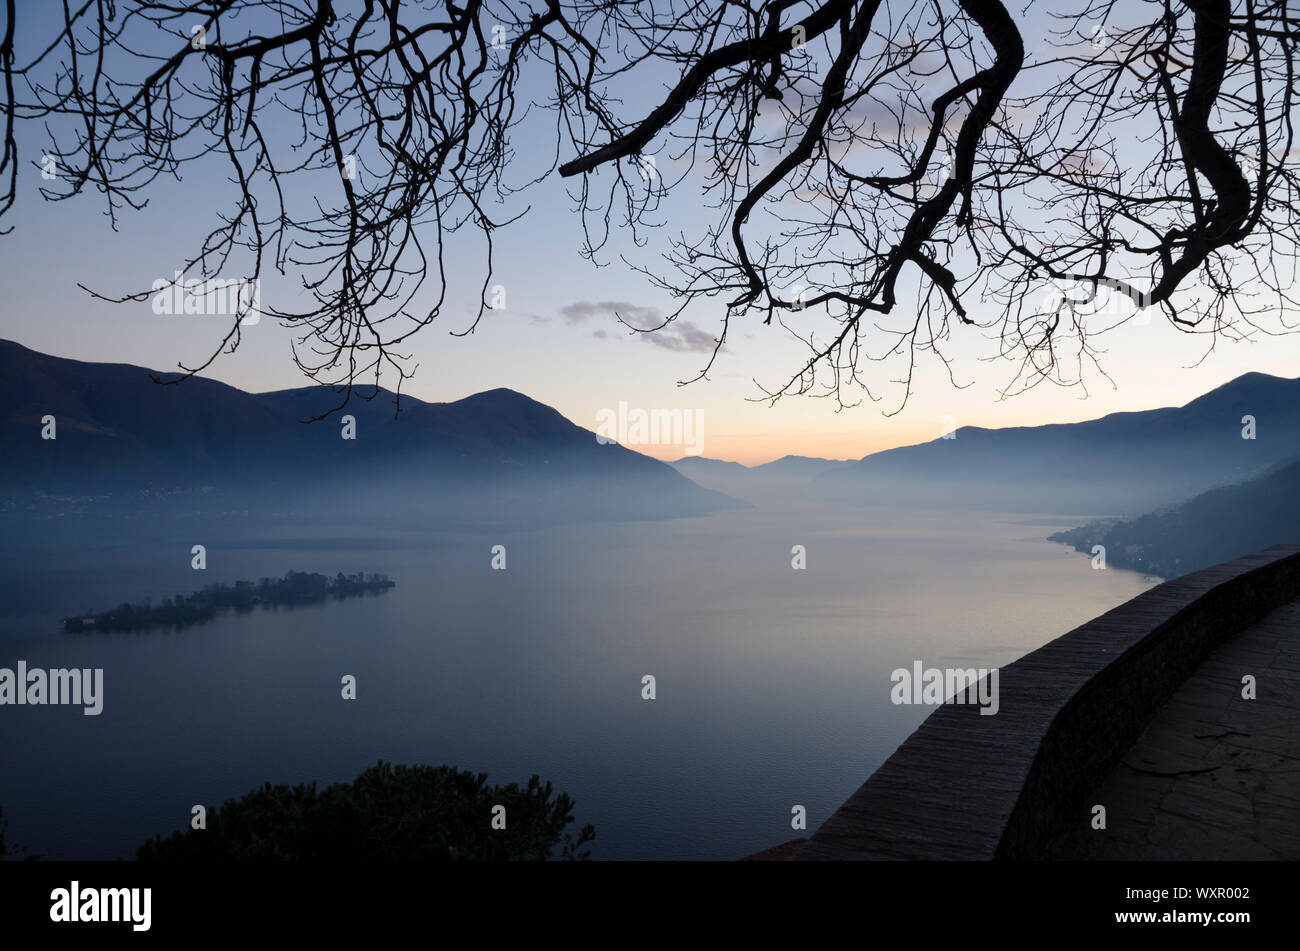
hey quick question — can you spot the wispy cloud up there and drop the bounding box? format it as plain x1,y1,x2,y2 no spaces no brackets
641,320,718,354
559,301,717,353
560,300,663,330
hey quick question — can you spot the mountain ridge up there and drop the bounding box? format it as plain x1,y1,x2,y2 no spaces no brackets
0,339,741,526
816,370,1300,513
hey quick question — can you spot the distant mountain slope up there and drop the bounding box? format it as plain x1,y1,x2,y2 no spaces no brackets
0,339,740,525
749,455,852,478
0,338,285,486
817,372,1300,513
667,456,751,477
1049,456,1300,578
667,454,851,480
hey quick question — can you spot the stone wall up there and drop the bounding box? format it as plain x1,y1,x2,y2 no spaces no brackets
794,544,1300,860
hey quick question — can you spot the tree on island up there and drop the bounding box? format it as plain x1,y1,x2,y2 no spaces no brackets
2,2,1296,409
66,570,396,633
136,762,596,861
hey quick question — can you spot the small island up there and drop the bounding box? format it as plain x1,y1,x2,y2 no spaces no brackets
64,571,396,633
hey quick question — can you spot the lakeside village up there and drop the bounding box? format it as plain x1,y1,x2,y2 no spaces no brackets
64,571,395,633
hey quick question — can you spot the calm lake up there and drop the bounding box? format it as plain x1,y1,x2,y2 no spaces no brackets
0,493,1155,859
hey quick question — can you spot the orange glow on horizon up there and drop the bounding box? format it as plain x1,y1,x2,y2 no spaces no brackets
636,430,923,467
628,402,1151,467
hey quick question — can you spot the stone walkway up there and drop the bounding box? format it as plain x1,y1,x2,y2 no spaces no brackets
1059,599,1300,859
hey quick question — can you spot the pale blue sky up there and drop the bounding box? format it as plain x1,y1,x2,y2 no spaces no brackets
2,1,1295,464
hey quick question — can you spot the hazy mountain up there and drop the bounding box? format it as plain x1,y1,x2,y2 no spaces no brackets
1049,455,1300,578
668,456,751,477
749,455,853,478
0,339,740,528
668,454,851,480
817,372,1300,514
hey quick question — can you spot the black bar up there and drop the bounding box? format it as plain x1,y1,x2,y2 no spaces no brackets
0,860,1286,938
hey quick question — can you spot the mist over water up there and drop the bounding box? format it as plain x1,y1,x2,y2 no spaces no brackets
0,494,1155,860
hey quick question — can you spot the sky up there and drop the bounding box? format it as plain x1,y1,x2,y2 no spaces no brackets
1,1,1296,466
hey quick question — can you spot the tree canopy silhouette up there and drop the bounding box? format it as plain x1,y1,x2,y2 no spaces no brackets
0,805,35,860
2,0,1296,409
136,762,596,860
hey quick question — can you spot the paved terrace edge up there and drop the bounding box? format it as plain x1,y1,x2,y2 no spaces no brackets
793,544,1300,860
